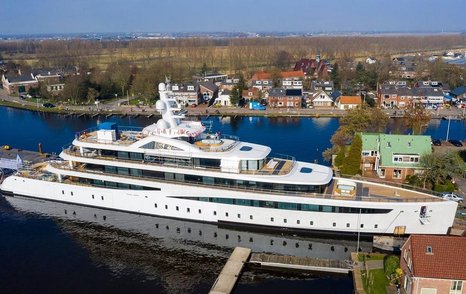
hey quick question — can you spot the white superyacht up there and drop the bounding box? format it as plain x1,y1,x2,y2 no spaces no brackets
0,82,458,236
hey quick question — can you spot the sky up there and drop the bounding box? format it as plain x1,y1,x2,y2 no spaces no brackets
1,0,465,35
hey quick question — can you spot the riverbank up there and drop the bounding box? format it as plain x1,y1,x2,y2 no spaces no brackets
1,93,465,119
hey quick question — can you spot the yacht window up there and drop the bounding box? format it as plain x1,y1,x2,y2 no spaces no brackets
187,208,190,213
284,219,287,223
250,215,253,220
300,167,313,173
165,205,168,209
213,211,217,216
360,224,364,228
237,214,241,218
347,223,350,228
198,209,202,214
333,222,336,227
225,212,229,217
310,221,314,225
154,203,157,208
297,220,300,224
101,196,104,200
271,217,274,222
176,206,179,211
240,146,253,151
71,192,73,196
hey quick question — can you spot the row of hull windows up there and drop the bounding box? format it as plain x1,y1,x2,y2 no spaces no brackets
62,189,104,200
155,203,379,228
184,197,392,214
73,177,160,190
83,163,325,193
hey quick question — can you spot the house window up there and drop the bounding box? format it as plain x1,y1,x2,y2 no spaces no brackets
451,281,463,294
426,246,433,254
393,169,402,179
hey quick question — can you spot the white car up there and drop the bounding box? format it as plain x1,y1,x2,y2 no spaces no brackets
441,193,464,203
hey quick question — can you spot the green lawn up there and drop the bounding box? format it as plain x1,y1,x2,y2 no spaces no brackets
362,269,390,294
358,253,386,262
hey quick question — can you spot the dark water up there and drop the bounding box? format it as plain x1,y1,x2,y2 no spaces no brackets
0,107,465,293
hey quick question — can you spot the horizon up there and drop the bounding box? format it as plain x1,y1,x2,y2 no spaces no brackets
1,0,466,35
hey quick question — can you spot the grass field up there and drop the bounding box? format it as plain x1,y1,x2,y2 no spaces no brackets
362,269,390,294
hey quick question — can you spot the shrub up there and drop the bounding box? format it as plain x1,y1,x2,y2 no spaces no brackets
384,255,400,277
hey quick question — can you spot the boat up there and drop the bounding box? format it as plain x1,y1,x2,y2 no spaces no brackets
0,82,458,236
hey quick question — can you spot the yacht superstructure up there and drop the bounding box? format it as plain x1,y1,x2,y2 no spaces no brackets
0,83,458,236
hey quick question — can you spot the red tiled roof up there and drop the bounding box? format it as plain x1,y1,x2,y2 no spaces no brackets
408,235,466,280
339,96,362,104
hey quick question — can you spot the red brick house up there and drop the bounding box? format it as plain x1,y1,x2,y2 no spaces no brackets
267,88,302,108
294,56,331,79
242,87,261,102
401,235,466,294
1,72,38,95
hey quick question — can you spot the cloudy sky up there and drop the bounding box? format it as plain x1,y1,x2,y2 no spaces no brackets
1,0,465,34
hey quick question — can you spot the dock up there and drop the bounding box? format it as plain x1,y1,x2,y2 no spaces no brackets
210,247,251,294
249,253,351,274
0,148,50,169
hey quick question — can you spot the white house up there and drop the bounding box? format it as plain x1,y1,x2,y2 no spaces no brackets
214,90,231,106
310,90,333,108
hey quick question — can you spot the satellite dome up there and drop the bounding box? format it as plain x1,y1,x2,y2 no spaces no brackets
155,100,166,112
156,119,170,129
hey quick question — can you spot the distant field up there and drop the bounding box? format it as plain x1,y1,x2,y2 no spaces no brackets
2,35,466,73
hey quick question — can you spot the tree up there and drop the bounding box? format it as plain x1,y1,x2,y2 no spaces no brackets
330,62,341,90
200,62,208,75
86,87,99,103
62,74,88,104
419,152,466,190
404,103,430,135
230,74,247,106
273,50,292,70
340,133,362,176
270,68,282,88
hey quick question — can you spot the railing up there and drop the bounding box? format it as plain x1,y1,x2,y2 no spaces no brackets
48,162,443,203
337,174,446,198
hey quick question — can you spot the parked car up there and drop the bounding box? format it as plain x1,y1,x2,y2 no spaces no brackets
441,192,464,203
431,139,442,146
448,139,463,147
42,103,55,108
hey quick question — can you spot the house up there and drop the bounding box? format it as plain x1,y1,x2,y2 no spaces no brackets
401,235,466,294
219,77,239,91
192,73,228,86
32,68,65,94
309,90,333,108
242,87,261,102
335,95,361,110
214,90,231,107
294,55,331,79
365,57,377,64
171,83,200,106
361,133,432,180
267,88,302,108
1,72,38,95
311,80,334,93
378,83,445,109
199,81,219,105
251,71,305,91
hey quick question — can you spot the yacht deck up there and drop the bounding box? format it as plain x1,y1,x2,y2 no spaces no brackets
42,161,443,203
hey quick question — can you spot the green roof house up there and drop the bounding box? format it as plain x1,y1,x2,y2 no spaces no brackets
361,133,431,181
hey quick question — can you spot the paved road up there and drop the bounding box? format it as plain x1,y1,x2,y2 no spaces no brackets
1,88,465,118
